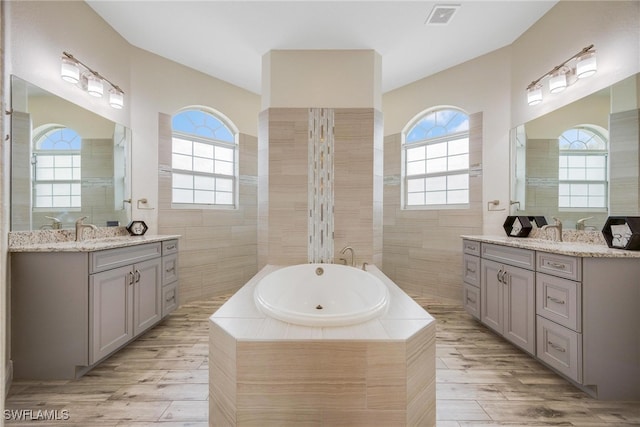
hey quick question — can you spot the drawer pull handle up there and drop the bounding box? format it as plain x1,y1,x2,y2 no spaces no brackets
466,267,476,273
165,295,175,303
547,296,566,305
134,270,141,283
166,267,176,273
466,245,476,251
548,262,566,269
128,271,135,286
466,296,476,304
548,341,566,353
166,244,176,250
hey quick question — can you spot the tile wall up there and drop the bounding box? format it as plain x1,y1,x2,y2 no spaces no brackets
610,109,640,215
158,113,259,303
258,108,383,267
382,112,484,301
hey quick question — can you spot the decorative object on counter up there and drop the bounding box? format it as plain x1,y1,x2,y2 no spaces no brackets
528,216,547,228
126,220,148,236
503,215,533,237
602,216,640,250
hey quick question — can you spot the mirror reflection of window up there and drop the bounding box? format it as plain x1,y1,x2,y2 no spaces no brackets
32,125,82,208
558,126,608,210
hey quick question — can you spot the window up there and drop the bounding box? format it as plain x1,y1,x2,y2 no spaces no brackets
403,108,470,207
171,108,238,207
32,125,81,208
558,127,608,210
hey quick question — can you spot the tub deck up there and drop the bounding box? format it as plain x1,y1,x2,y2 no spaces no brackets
209,264,436,426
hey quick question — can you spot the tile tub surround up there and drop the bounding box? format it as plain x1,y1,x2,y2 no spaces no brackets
209,265,436,426
8,228,181,252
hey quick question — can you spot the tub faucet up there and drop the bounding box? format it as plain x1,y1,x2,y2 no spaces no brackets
339,246,355,267
75,216,98,241
541,216,563,242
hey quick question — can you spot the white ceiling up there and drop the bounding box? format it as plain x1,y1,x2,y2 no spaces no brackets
86,1,558,95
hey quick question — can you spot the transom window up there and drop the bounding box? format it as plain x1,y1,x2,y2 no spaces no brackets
403,108,470,207
558,127,608,210
32,125,81,208
171,109,237,207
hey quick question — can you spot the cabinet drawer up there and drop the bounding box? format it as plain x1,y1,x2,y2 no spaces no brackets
162,254,179,286
162,282,178,317
537,252,581,281
481,243,535,270
537,316,582,383
90,243,162,274
463,283,480,319
162,239,179,255
462,239,481,256
536,273,581,332
463,254,480,287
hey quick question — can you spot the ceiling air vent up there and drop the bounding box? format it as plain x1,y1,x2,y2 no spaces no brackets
425,4,460,25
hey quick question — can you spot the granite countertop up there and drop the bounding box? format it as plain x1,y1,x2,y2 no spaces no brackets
461,234,640,258
8,228,180,252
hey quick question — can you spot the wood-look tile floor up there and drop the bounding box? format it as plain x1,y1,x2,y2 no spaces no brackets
5,295,640,426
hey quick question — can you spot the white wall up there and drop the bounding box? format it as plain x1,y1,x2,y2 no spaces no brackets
262,50,382,110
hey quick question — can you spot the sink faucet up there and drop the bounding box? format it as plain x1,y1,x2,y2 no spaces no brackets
45,216,62,229
541,216,563,242
576,216,594,230
75,216,98,241
339,246,355,267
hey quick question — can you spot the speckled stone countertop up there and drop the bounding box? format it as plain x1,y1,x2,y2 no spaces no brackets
8,228,180,252
461,231,640,258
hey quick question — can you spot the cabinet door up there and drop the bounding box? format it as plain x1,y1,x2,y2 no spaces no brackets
481,259,503,334
503,265,536,355
90,265,134,364
133,257,162,336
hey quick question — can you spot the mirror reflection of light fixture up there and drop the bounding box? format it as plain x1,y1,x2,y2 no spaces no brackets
60,52,124,109
526,44,596,106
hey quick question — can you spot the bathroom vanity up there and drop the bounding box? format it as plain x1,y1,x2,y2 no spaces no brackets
462,235,640,400
10,234,180,379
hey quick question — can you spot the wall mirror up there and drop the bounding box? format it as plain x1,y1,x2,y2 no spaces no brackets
510,73,640,231
10,75,131,231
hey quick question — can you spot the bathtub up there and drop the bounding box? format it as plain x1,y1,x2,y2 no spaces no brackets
254,263,389,327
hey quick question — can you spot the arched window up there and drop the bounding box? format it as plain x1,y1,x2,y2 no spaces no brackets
171,108,238,207
32,125,82,208
558,126,608,210
402,107,470,207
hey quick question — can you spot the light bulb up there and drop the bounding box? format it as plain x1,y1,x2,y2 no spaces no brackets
109,89,124,109
86,75,104,97
527,85,542,106
60,58,80,84
576,51,597,78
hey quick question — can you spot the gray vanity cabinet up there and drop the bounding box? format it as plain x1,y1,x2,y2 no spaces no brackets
11,240,176,379
89,257,162,364
480,253,536,355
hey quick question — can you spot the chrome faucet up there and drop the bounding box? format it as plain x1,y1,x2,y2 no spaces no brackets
339,246,355,267
75,216,98,241
541,216,563,242
576,216,594,230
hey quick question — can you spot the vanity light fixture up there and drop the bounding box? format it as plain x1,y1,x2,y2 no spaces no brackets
526,44,596,106
60,52,125,109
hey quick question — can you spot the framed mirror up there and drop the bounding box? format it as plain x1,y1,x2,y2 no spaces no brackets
10,76,131,231
510,73,640,231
